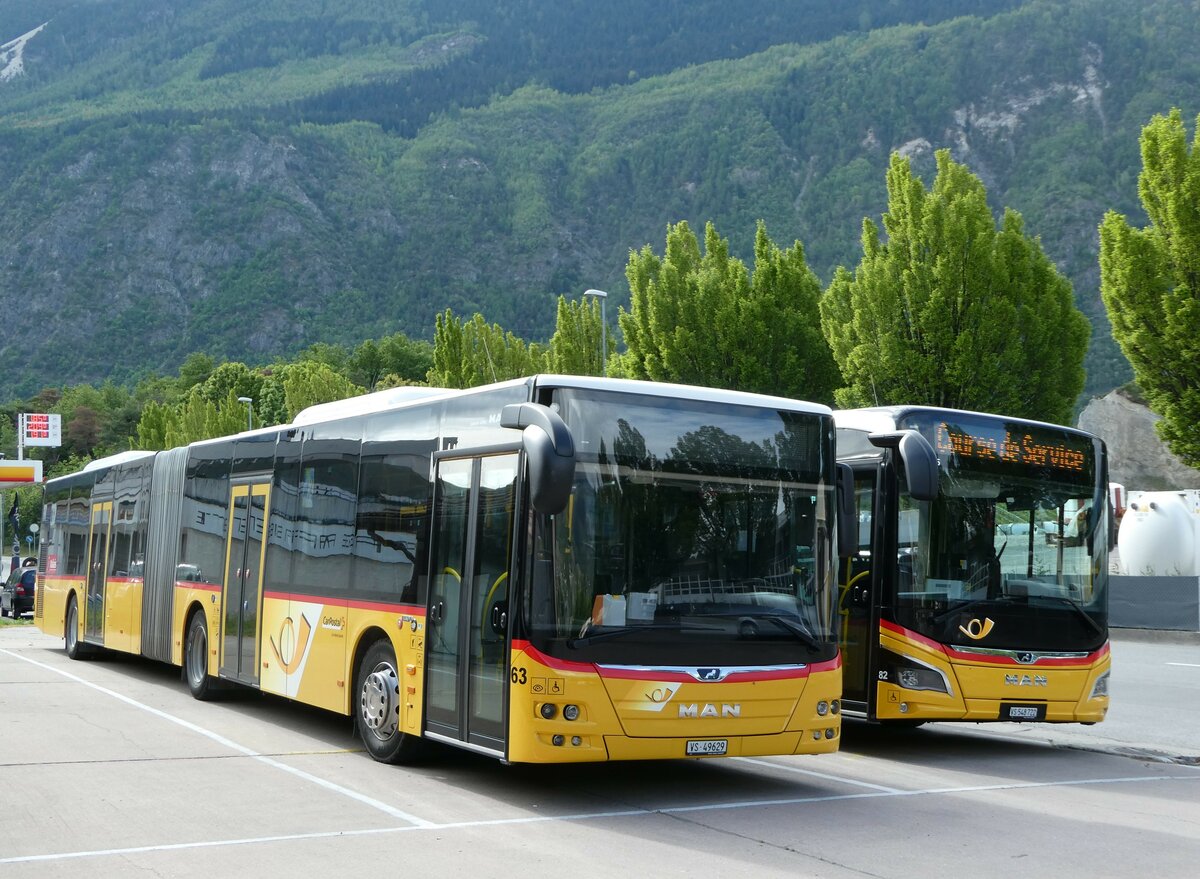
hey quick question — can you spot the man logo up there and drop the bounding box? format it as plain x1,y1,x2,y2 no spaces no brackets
958,617,995,640
678,703,742,718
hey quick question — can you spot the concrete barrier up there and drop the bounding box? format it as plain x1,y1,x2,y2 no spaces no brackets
1109,575,1200,632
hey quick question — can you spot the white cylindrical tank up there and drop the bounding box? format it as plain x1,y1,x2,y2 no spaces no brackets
1117,491,1197,576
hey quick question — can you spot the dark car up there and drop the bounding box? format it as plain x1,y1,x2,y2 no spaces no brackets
1,566,36,619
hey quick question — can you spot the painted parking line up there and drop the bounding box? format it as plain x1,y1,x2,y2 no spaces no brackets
3,771,1196,866
734,756,904,792
1,648,434,827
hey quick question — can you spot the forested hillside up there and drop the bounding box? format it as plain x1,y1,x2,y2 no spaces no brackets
0,0,1193,398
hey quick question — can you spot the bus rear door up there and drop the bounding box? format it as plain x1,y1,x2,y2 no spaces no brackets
83,501,113,644
220,479,271,686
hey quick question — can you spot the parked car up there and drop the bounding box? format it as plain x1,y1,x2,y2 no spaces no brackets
1,564,36,619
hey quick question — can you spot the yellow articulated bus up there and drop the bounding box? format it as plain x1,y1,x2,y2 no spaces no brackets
833,406,1111,726
35,376,847,763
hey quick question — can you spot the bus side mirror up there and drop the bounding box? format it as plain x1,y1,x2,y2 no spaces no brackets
501,403,576,514
836,463,856,559
868,430,939,502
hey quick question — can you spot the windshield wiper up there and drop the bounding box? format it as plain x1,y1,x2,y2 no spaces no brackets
929,592,1104,638
703,611,824,651
930,596,1005,626
758,615,824,651
567,621,722,648
1027,594,1106,638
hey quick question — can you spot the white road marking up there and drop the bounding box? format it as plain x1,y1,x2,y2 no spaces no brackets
1,648,435,827
1166,662,1200,668
734,756,904,792
1,772,1195,865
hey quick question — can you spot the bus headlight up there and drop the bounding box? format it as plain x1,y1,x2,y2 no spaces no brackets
1090,672,1109,699
883,649,951,695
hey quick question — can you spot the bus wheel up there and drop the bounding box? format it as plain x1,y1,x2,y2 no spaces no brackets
355,640,424,764
64,595,89,660
185,612,215,701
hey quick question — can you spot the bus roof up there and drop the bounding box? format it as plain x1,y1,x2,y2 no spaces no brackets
533,375,833,417
289,375,834,425
81,450,156,471
832,405,1098,440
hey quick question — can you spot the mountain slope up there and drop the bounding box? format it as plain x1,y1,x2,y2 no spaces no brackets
0,0,1191,398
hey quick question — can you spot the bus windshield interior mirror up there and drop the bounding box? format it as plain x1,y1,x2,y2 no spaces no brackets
867,430,938,502
836,462,856,559
501,403,576,513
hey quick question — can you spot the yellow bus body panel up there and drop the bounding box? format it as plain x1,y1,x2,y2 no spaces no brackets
34,574,77,639
876,622,1110,723
102,578,142,655
506,641,842,763
257,594,425,721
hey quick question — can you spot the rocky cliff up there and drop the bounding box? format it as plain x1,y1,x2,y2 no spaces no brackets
1077,390,1200,490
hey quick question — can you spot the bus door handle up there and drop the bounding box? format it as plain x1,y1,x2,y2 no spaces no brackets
430,602,444,624
490,601,508,634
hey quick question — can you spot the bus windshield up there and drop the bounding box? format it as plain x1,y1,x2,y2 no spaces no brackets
525,388,838,667
892,413,1108,652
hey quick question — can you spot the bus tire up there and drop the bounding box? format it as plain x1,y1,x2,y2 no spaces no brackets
355,640,424,764
185,611,216,701
64,594,90,660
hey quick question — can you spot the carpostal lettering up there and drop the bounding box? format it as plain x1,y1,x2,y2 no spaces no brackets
935,425,1086,474
320,615,345,631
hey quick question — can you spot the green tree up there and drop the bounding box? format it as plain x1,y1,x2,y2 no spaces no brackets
281,361,364,420
348,332,435,390
176,353,216,393
613,220,837,402
135,400,172,450
428,310,545,388
196,362,263,407
821,150,1087,423
1100,109,1200,466
545,295,609,376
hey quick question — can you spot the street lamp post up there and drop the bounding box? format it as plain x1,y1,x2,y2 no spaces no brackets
583,288,608,374
237,397,254,432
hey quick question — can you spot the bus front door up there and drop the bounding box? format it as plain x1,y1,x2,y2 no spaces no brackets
425,451,519,755
83,502,113,644
840,470,879,711
220,480,271,686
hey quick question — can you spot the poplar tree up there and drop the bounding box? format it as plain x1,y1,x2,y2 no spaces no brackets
544,295,611,376
1100,109,1200,466
613,220,837,403
820,149,1087,423
428,310,545,388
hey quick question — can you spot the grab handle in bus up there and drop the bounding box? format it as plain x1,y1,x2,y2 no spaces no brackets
501,402,576,514
868,430,939,502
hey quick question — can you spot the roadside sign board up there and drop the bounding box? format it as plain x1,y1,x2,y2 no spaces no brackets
0,460,43,484
20,413,61,447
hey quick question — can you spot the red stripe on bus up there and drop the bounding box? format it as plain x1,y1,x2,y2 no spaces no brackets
512,640,841,681
176,582,221,593
881,619,1109,666
260,591,423,616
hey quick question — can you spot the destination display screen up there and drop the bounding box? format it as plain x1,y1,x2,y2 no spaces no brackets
899,411,1095,480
